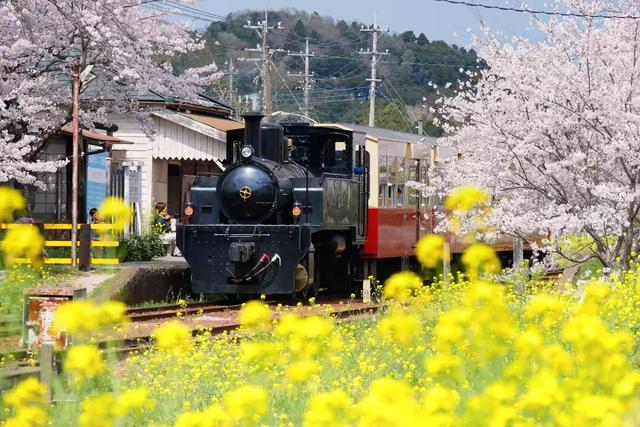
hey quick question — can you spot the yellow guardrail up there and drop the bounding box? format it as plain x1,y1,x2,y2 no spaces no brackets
44,241,119,247
0,223,120,231
1,223,121,265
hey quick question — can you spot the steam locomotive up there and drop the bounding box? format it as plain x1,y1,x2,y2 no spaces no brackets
176,113,370,296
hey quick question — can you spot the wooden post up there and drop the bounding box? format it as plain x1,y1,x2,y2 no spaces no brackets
78,224,91,271
362,279,371,304
71,64,80,268
443,242,451,284
513,237,525,298
39,343,54,401
513,236,524,271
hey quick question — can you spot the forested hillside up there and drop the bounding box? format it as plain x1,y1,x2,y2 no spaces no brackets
176,9,483,135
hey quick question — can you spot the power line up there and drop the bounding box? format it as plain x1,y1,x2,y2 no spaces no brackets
272,63,304,113
380,84,416,132
314,54,482,69
287,38,315,117
163,0,225,19
145,4,220,23
432,0,640,19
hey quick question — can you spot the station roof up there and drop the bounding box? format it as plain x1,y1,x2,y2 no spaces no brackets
60,125,134,145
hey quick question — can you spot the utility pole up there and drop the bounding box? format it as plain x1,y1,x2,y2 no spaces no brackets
288,38,315,118
359,18,389,127
71,65,80,268
242,11,283,122
228,58,236,104
226,58,238,119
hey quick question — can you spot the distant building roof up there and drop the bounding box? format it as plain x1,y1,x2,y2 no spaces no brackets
60,125,134,145
136,91,234,117
185,113,244,131
315,122,455,160
338,123,439,146
315,122,439,145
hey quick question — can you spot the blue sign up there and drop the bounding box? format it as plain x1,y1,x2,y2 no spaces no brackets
86,151,108,218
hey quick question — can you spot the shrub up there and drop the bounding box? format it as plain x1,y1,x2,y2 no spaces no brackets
120,231,165,262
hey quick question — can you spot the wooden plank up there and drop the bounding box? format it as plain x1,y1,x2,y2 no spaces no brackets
44,241,119,247
43,224,72,230
91,258,120,265
44,241,72,247
90,223,120,231
14,258,72,265
15,257,118,265
2,223,120,230
93,241,119,247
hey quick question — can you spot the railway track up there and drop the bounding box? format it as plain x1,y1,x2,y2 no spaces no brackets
126,300,247,322
1,298,381,385
125,295,365,322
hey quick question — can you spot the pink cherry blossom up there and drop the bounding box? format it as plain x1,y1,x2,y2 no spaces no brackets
0,0,221,186
417,0,640,268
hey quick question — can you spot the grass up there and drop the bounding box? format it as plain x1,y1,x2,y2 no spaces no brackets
0,266,75,318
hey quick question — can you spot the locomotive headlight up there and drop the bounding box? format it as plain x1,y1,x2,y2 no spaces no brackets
240,145,254,159
292,202,303,218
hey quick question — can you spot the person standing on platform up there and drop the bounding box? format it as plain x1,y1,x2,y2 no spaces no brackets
154,202,176,256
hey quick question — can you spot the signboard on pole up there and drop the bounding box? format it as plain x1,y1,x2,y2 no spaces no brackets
86,151,109,218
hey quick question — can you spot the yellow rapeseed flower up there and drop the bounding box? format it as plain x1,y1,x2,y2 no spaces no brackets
51,300,127,337
415,234,446,269
357,378,420,426
3,405,47,427
64,344,106,381
99,196,130,230
0,224,45,266
151,320,192,353
423,384,460,414
377,310,421,344
303,389,353,427
174,410,216,427
461,242,501,279
286,359,320,383
0,186,25,221
383,271,422,301
51,300,99,336
223,384,268,420
98,300,129,326
238,300,272,330
240,341,280,366
3,377,48,409
78,394,115,427
115,388,155,416
425,353,463,378
444,185,489,212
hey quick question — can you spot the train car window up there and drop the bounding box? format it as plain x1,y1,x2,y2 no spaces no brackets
285,128,353,175
289,136,312,167
319,137,351,174
378,155,387,207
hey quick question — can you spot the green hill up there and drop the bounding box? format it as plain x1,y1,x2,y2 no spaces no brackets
176,9,483,135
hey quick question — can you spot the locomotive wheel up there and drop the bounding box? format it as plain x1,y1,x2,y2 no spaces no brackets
294,264,309,292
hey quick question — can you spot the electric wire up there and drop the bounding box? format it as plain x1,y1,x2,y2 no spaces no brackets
432,0,640,19
163,0,226,19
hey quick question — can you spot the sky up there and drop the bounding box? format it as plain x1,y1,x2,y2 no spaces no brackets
191,0,546,46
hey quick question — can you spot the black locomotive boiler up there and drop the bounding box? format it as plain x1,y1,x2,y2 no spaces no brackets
177,113,370,296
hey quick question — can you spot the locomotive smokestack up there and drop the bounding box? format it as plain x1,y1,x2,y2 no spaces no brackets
243,112,264,157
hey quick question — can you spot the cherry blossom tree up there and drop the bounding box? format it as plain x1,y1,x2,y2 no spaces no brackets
0,0,220,186
425,0,640,268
